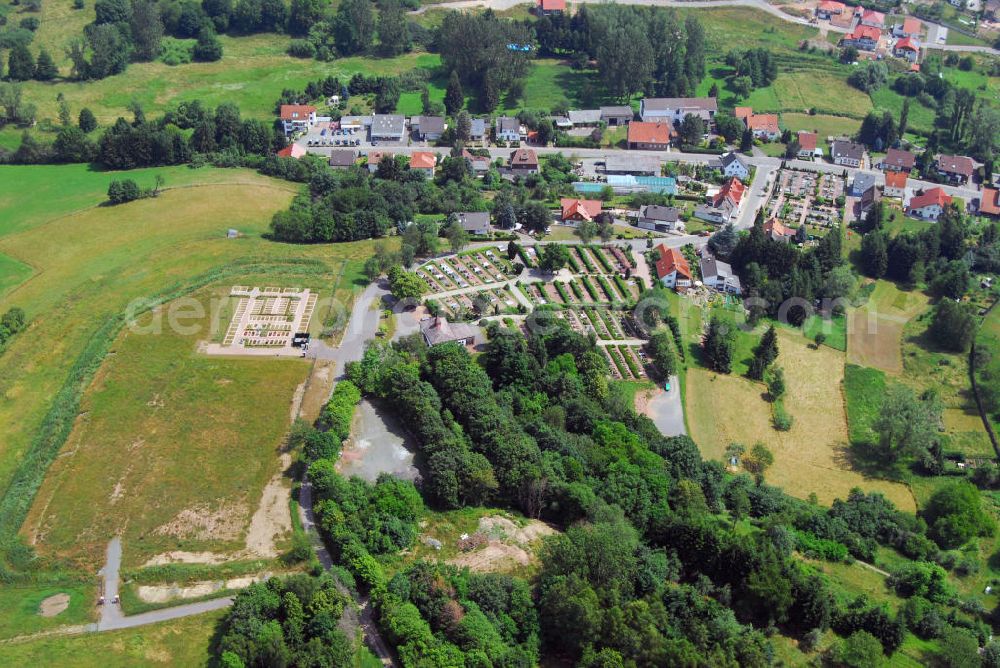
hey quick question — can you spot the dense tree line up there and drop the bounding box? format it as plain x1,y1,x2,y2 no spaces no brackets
723,212,847,327
535,5,705,99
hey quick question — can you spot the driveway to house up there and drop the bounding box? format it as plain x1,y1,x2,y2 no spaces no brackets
644,378,686,437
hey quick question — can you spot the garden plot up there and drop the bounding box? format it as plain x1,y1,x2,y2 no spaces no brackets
603,344,647,380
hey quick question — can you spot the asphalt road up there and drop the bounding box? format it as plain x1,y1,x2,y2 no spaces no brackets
411,0,998,54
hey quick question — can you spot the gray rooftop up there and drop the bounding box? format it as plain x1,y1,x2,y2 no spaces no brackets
371,114,406,136
831,140,866,161
641,97,718,112
600,105,634,118
455,211,491,231
328,149,358,167
414,115,446,134
469,118,487,137
852,171,878,193
639,204,679,222
569,109,602,124
604,154,660,175
497,116,520,133
720,151,748,169
420,317,477,346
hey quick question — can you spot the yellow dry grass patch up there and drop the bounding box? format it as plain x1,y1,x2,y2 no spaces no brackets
686,331,915,511
847,282,930,374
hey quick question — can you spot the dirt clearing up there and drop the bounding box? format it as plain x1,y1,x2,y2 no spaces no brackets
38,594,70,618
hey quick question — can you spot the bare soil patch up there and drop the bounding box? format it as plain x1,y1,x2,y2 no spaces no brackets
38,593,70,618
136,573,271,604
445,515,556,574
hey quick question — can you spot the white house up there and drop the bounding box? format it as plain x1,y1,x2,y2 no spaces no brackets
719,152,750,180
700,257,742,294
280,104,317,136
639,97,717,124
907,187,952,220
654,245,693,290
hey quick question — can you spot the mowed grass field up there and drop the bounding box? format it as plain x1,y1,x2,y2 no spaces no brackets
0,608,224,666
0,582,97,639
685,330,915,510
22,285,310,569
0,165,383,569
848,281,930,374
780,113,862,147
17,35,441,125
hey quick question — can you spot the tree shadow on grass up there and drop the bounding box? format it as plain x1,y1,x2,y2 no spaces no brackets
834,439,911,484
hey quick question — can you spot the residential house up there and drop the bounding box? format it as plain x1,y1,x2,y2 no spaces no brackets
277,143,306,159
469,118,487,143
454,211,492,236
980,188,1000,218
568,109,602,127
858,8,886,28
700,257,742,294
495,116,523,143
280,104,317,136
603,155,660,176
894,16,923,38
508,148,539,174
894,36,920,63
552,116,573,131
600,106,634,126
560,198,603,224
654,245,692,290
695,177,745,224
627,121,675,150
907,187,952,220
797,131,823,159
366,151,393,173
851,171,881,211
412,116,446,141
880,148,916,172
763,217,796,243
841,25,882,51
884,170,909,198
461,149,491,177
637,205,681,232
410,151,437,176
816,0,846,19
937,154,975,184
830,139,867,168
420,317,477,346
535,0,566,15
327,149,357,169
639,97,718,124
370,114,406,142
719,151,750,180
735,107,780,140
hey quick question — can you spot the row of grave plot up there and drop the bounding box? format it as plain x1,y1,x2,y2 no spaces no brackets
519,275,640,306
417,249,514,294
429,286,521,319
557,307,642,341
602,344,648,380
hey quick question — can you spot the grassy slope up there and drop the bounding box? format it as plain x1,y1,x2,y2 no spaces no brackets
0,609,224,666
0,582,97,638
23,285,310,569
0,165,378,545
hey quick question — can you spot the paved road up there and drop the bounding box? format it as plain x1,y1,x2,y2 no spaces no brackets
95,537,235,632
302,143,984,213
410,0,998,54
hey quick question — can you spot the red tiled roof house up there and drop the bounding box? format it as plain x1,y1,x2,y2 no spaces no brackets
280,104,317,136
907,187,952,220
627,121,675,150
560,198,603,224
654,245,692,290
